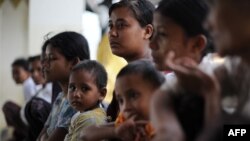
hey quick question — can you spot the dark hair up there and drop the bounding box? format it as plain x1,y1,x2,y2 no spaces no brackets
109,0,155,27
157,0,208,37
71,60,108,90
117,60,165,88
106,91,119,122
12,58,29,71
28,55,41,63
43,31,90,61
157,0,214,56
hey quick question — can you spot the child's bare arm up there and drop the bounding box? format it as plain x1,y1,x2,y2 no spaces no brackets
79,123,118,141
47,128,68,141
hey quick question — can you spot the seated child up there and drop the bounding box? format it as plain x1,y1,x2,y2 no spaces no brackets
64,60,108,141
79,60,165,141
2,58,37,141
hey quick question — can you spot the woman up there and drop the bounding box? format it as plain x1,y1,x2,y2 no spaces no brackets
108,0,154,63
37,31,90,141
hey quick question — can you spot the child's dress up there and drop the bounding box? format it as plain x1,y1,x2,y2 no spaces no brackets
64,107,107,141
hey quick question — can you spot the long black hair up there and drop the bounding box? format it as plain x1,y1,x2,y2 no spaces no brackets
156,0,215,56
43,31,90,61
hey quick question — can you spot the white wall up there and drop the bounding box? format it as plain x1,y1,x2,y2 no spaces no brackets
0,0,28,130
0,1,3,131
0,0,85,130
28,0,84,55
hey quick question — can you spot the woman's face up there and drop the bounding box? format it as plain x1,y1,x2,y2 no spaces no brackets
206,2,250,57
43,44,72,83
108,7,149,61
150,12,192,71
30,59,45,85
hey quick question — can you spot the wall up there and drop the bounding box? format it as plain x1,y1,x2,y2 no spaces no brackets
0,0,84,130
28,0,84,55
0,0,28,130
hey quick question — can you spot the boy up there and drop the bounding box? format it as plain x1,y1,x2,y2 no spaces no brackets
64,60,107,141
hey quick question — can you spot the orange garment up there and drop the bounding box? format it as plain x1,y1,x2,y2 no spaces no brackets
115,113,155,140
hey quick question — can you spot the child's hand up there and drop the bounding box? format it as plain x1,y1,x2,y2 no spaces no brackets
116,120,153,141
115,118,137,141
134,121,152,141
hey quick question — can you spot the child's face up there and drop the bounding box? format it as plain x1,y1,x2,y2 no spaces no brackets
115,74,157,121
150,12,200,71
108,7,149,60
43,44,72,83
206,1,250,57
68,70,104,112
30,59,45,85
12,66,29,84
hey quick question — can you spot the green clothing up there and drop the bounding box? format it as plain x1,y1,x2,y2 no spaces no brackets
64,107,107,141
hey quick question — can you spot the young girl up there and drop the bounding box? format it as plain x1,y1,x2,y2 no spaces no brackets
167,0,250,140
80,60,165,141
108,0,154,63
150,0,213,71
149,0,218,141
64,60,108,141
37,31,90,141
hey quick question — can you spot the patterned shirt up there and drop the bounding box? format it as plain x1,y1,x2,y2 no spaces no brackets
45,92,76,136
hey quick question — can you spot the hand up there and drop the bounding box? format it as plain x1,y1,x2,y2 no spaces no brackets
165,51,219,94
165,51,221,126
115,119,137,141
150,89,185,141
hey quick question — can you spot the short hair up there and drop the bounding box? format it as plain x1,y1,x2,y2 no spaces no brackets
71,60,108,90
28,55,41,63
117,60,165,88
43,31,90,61
12,58,29,71
157,0,214,57
109,0,155,27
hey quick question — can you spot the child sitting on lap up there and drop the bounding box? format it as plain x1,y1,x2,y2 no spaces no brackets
64,60,108,141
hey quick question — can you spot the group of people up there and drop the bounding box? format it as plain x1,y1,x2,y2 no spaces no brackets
2,55,54,141
2,0,250,141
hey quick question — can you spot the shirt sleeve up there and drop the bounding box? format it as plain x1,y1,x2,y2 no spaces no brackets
23,77,36,102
